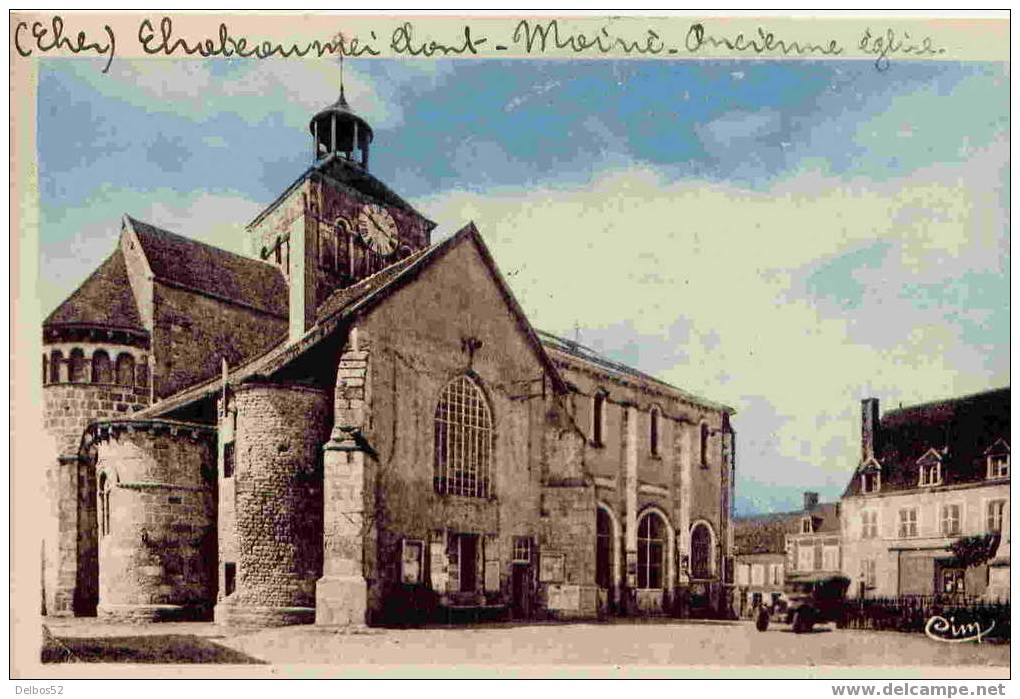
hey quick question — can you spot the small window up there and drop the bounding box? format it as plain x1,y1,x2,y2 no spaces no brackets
98,473,111,537
861,511,878,539
986,500,1006,533
512,536,532,563
801,517,813,534
224,562,236,596
649,407,660,456
750,564,764,586
115,353,135,386
822,546,839,571
862,470,880,493
700,422,709,467
798,545,814,572
771,564,783,586
919,462,942,486
941,568,965,595
939,504,961,537
736,564,749,586
988,454,1009,479
92,350,113,384
592,392,606,447
401,539,425,584
897,508,918,538
223,442,235,478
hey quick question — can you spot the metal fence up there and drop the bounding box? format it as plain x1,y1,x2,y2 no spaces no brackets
842,595,1010,641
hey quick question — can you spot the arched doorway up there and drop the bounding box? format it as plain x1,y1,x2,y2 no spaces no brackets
595,503,620,613
690,521,715,579
635,508,676,614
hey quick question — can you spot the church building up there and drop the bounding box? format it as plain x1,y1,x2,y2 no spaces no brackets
41,84,737,626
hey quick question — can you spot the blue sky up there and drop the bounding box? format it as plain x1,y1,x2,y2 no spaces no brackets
37,57,1009,515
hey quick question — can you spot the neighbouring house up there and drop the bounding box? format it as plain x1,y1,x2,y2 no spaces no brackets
733,491,840,617
41,83,738,626
840,388,1010,600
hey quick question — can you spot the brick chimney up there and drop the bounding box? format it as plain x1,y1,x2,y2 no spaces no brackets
803,491,819,511
861,397,880,460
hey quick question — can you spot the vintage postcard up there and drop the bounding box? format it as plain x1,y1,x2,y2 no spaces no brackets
9,11,1010,682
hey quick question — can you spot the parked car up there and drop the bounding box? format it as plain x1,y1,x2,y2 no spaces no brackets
755,573,851,633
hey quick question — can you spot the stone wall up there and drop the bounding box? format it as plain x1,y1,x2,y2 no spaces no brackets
42,343,151,617
215,382,331,626
151,283,286,399
90,420,216,621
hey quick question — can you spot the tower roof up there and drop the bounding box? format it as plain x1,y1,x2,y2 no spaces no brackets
309,90,374,142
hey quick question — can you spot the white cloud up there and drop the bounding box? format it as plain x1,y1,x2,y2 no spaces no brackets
415,144,1007,503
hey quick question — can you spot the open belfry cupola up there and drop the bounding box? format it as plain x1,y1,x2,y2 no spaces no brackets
309,84,373,168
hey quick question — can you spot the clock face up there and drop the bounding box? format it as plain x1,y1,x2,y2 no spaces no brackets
357,203,399,256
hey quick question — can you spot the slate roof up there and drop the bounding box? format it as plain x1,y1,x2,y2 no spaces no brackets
733,502,840,556
43,248,146,334
844,387,1010,497
538,330,734,413
248,154,436,231
128,216,287,317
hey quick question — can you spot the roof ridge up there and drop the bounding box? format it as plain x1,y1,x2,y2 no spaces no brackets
538,328,733,413
126,215,277,271
883,385,1010,418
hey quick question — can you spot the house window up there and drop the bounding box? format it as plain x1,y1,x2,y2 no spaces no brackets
433,375,494,498
801,517,813,534
861,559,876,589
700,422,709,467
822,546,839,571
987,500,1006,533
861,511,878,539
592,392,606,447
637,512,665,589
736,564,749,586
401,539,425,584
224,562,236,596
919,459,942,486
798,544,814,572
771,564,783,586
690,522,713,579
513,536,532,563
750,564,764,586
861,471,880,493
649,406,660,456
988,454,1009,479
941,567,965,595
897,508,918,538
939,504,961,537
223,441,235,479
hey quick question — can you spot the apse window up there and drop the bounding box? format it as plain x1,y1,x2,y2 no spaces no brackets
224,562,236,597
223,441,235,479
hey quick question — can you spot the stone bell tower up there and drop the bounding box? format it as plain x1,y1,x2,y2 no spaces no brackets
245,81,436,344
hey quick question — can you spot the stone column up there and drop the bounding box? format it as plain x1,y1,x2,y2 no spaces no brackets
316,328,374,626
622,405,638,612
676,422,692,579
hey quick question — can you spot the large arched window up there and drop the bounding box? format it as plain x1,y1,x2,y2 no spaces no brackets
691,522,714,579
69,348,86,383
434,375,494,498
637,511,666,589
115,353,135,386
92,350,113,384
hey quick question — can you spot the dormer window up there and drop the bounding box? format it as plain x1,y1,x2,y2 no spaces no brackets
917,449,943,487
801,517,813,534
985,439,1010,479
